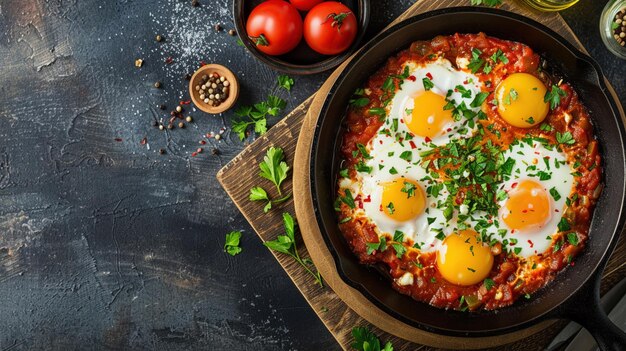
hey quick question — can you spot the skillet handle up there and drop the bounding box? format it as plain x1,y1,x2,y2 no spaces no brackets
560,272,626,351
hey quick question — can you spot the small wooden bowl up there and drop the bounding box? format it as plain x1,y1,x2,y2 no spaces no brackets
189,64,239,114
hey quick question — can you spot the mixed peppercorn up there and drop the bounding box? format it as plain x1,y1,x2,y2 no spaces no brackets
612,7,626,47
195,73,231,107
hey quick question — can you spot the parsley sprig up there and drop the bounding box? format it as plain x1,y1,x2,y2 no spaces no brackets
263,213,323,287
470,0,503,7
351,327,393,351
544,84,567,110
224,231,242,256
233,95,286,140
249,147,292,212
278,75,294,91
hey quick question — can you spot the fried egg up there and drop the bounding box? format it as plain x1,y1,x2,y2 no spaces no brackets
345,58,484,250
495,73,549,128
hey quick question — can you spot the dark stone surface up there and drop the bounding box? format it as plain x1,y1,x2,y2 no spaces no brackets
0,1,622,350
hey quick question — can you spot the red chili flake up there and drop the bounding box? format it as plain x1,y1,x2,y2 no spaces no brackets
570,262,575,266
363,195,371,203
409,141,416,149
511,182,518,188
191,152,198,157
408,75,416,82
430,243,435,247
114,138,123,142
169,116,176,123
140,137,147,145
534,151,540,155
463,79,468,84
426,72,433,80
379,140,383,144
379,204,383,212
446,128,452,132
528,240,534,248
544,156,551,159
165,56,174,64
206,133,212,138
510,241,516,246
179,100,191,105
200,61,207,66
425,136,432,143
199,140,207,145
400,119,404,123
522,209,528,213
555,209,560,212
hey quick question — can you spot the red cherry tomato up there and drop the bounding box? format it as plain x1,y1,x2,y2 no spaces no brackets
246,0,303,56
303,2,358,55
289,0,324,11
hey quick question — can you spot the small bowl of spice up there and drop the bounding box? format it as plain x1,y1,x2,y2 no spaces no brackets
189,64,239,114
600,0,626,60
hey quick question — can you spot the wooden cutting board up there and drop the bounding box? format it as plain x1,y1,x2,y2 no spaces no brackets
217,1,626,350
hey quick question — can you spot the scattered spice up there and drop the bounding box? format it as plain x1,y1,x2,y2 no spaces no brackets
154,81,162,88
155,34,163,42
612,8,626,47
115,138,123,142
212,148,220,155
140,137,148,145
214,23,222,32
186,116,193,122
151,120,158,127
199,140,206,145
167,124,174,130
191,151,198,157
178,122,185,128
228,29,236,36
159,148,166,155
176,106,183,113
165,56,174,64
134,59,143,68
159,124,164,130
196,148,203,153
196,72,231,107
185,73,192,81
191,0,199,6
215,134,222,141
159,104,167,110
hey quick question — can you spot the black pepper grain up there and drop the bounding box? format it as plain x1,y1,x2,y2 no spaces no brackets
211,148,220,155
151,120,158,127
156,34,163,42
154,81,162,88
191,0,199,6
215,24,222,32
228,29,236,36
159,148,166,155
159,104,167,110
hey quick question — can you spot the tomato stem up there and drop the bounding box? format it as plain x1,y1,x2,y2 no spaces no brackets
324,12,351,29
249,34,269,47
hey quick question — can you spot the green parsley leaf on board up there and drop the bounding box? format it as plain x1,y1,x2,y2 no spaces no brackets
544,84,567,110
263,213,324,287
470,0,503,7
224,231,242,256
351,327,394,351
250,147,292,213
277,75,294,91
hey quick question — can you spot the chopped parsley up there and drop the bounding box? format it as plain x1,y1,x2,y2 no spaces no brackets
423,77,434,90
556,131,575,145
401,181,417,198
484,278,495,290
567,232,579,246
544,84,567,110
386,202,395,214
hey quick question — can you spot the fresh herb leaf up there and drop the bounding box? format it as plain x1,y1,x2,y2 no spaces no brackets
558,217,571,232
470,92,489,108
399,150,413,162
392,243,407,259
224,231,242,256
259,147,290,195
278,75,294,91
401,181,416,198
232,96,286,140
423,77,434,91
556,131,575,145
470,0,503,7
549,187,561,201
264,213,323,287
351,327,394,351
341,189,356,209
468,48,485,73
544,85,567,110
484,278,495,291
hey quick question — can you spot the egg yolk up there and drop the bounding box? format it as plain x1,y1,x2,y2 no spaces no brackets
406,91,454,138
436,230,494,286
502,179,551,231
381,179,426,221
495,73,549,128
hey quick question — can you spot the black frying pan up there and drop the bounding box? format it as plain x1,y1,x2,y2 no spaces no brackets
310,7,626,350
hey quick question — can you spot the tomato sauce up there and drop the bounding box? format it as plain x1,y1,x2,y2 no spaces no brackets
336,33,602,310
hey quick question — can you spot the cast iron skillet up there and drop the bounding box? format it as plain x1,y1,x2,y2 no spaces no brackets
310,7,626,350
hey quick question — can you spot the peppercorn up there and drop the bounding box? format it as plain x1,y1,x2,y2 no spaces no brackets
151,120,158,127
228,29,236,36
167,124,174,130
159,148,166,155
191,0,199,6
135,58,143,68
176,106,182,113
159,104,167,110
185,73,192,81
211,148,220,155
159,124,164,130
186,116,193,122
215,24,222,32
156,34,163,42
197,148,203,153
215,134,222,141
154,81,162,88
178,122,185,128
